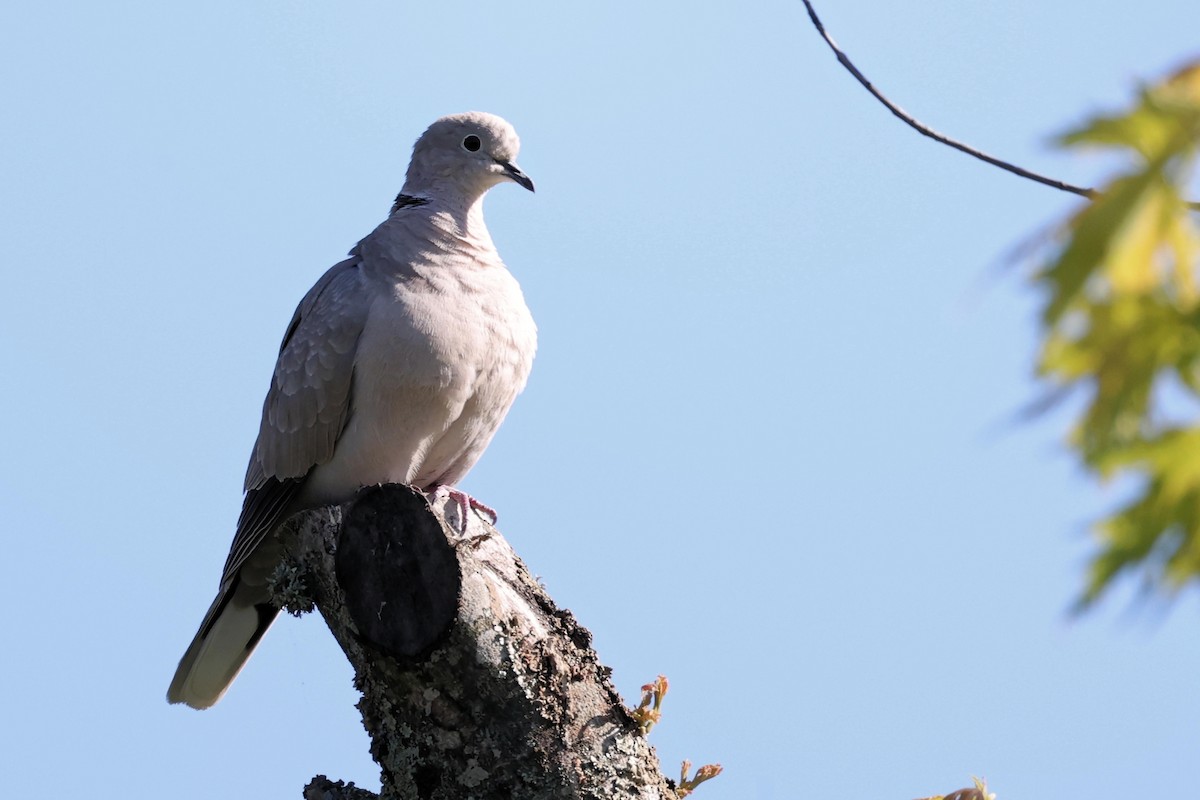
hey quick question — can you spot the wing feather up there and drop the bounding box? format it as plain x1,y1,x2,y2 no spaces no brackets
243,256,369,490
225,256,370,585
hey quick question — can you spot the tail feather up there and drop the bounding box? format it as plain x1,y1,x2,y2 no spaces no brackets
167,579,279,709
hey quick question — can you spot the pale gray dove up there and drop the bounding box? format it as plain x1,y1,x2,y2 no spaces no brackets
168,112,537,709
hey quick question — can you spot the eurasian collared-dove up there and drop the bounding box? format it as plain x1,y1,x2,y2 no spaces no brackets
168,112,537,709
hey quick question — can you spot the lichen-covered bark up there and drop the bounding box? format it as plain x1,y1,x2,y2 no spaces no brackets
276,484,676,800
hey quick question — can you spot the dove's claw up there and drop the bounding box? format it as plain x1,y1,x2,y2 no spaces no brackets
437,487,499,535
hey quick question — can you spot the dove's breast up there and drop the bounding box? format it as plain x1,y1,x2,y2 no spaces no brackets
300,260,536,505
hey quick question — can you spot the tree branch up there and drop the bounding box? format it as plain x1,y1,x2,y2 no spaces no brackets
799,0,1200,211
274,484,676,800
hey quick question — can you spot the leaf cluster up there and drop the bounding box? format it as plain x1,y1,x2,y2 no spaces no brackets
1033,62,1200,606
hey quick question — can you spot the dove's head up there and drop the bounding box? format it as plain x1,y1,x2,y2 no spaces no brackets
403,112,534,199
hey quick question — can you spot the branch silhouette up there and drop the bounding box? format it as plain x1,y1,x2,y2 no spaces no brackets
800,0,1200,212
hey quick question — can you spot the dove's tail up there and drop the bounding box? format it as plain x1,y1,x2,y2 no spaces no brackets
167,579,279,709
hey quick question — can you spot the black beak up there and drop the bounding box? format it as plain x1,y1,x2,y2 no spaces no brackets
498,160,535,193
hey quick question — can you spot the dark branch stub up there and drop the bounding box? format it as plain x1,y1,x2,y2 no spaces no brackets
336,485,461,658
799,0,1200,212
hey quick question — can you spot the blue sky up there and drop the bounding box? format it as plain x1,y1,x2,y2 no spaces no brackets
3,1,1198,797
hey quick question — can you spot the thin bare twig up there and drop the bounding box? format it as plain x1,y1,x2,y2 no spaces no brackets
799,0,1200,212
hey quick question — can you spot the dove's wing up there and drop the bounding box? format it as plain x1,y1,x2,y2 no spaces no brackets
222,255,370,586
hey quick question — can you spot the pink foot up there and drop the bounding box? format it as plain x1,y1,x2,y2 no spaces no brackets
440,487,498,534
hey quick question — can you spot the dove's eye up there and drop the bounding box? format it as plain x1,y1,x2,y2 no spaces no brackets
462,135,482,152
